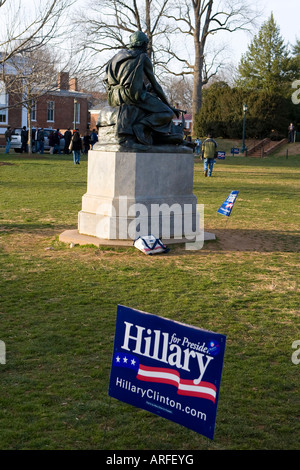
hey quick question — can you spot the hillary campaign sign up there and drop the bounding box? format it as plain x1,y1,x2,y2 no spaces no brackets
217,190,239,217
109,305,226,439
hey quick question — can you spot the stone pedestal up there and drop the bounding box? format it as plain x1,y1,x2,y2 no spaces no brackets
78,149,199,241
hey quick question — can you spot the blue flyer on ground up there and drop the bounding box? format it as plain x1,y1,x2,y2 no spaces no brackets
217,190,239,217
109,305,226,440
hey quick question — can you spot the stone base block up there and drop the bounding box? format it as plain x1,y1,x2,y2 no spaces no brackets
78,149,200,241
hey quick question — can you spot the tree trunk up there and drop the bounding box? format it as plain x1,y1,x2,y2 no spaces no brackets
145,0,153,59
192,51,204,135
27,108,33,155
191,0,212,135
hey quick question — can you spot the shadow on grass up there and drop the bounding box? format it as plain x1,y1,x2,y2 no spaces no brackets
162,228,300,256
0,223,77,235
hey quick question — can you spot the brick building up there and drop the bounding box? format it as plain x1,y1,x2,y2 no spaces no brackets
0,72,91,145
172,113,193,135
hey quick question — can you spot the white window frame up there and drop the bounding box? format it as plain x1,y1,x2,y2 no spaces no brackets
0,83,8,124
47,101,55,122
0,106,7,124
73,101,80,126
31,100,37,121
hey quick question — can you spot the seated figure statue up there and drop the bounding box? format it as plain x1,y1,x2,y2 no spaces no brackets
96,31,192,152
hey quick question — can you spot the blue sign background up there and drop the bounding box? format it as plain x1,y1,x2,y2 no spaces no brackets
109,305,226,439
217,190,239,217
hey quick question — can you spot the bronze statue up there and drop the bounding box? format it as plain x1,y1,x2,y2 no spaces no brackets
97,31,192,152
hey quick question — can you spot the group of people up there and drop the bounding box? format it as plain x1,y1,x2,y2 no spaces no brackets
5,119,296,175
4,121,216,174
4,125,98,165
46,128,98,158
66,128,98,165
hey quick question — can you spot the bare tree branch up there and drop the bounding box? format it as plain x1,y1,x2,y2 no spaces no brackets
71,0,173,76
0,0,74,66
69,0,261,133
161,0,261,130
0,1,79,151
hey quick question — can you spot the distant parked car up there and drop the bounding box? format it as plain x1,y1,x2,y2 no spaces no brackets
10,128,65,153
10,128,23,152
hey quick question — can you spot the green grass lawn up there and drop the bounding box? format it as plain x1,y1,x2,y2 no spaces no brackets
0,146,299,450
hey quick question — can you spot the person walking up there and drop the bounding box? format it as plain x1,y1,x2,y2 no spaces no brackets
201,132,217,177
5,126,12,153
70,129,82,165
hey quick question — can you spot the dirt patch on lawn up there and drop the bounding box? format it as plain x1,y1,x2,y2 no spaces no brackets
1,226,299,261
204,228,300,253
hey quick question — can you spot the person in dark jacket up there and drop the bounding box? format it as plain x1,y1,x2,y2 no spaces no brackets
90,129,98,149
64,128,72,154
83,131,90,154
70,130,83,164
21,126,28,153
53,129,62,154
